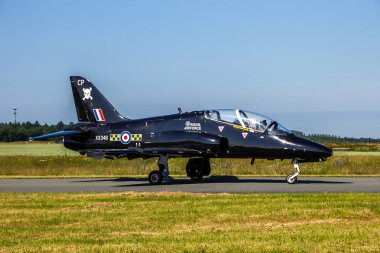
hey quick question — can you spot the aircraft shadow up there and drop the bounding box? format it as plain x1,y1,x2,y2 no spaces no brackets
76,177,147,183
75,176,352,187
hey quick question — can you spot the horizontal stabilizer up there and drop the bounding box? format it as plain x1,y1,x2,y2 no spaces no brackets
29,130,82,141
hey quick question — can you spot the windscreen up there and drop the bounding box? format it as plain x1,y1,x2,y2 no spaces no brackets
240,110,292,135
239,110,273,132
266,122,292,135
205,109,292,135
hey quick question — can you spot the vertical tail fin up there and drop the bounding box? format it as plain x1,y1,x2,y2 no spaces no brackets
69,76,127,124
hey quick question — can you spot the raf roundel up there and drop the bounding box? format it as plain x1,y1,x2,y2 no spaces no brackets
120,131,131,144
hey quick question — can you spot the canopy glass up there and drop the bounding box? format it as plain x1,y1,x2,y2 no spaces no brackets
205,109,292,135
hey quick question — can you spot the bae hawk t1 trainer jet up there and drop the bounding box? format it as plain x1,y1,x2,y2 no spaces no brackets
31,76,333,184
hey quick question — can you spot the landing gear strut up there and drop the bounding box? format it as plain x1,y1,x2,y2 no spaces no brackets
286,159,300,184
148,155,169,185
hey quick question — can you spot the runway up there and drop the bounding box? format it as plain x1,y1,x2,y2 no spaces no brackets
0,176,379,193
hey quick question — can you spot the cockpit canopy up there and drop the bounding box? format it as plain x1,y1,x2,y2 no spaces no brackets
204,109,292,135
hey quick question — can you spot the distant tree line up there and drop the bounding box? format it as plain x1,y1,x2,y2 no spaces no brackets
0,122,379,143
0,122,74,142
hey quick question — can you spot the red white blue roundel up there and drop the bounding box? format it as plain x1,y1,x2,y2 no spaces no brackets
120,131,131,144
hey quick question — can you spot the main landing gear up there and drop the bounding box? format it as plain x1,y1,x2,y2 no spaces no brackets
148,155,169,185
286,159,301,184
148,156,211,185
186,158,210,181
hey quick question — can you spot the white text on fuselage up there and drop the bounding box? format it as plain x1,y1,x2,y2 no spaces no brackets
184,121,201,131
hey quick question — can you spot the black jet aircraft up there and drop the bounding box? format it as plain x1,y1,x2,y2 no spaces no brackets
31,76,333,185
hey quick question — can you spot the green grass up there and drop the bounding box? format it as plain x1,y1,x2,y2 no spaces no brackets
325,142,380,152
0,192,379,252
0,142,77,156
334,151,380,156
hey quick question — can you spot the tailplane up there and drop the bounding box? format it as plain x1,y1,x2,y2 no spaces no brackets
69,76,127,124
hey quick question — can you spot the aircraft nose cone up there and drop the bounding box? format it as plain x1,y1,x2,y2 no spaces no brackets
307,140,333,158
318,145,333,158
311,143,334,162
288,135,333,160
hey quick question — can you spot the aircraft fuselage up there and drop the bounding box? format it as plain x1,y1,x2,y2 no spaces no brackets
64,111,332,162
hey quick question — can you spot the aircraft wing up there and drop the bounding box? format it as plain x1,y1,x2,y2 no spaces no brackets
142,148,202,156
80,147,204,159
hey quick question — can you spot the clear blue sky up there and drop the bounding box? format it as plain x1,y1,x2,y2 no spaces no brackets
0,0,379,138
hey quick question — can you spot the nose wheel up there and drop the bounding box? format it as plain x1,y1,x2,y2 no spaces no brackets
286,160,300,184
286,174,297,184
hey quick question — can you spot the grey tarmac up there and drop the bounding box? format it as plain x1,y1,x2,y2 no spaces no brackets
0,176,380,193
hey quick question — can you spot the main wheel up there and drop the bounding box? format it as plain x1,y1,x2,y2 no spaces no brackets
148,170,163,185
286,174,297,184
186,158,210,182
186,159,203,178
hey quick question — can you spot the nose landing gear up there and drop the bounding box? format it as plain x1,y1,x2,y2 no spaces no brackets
286,159,300,184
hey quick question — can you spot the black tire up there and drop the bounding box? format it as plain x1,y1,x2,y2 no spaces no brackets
190,175,203,181
202,158,211,176
186,159,202,177
148,170,163,185
286,174,297,184
186,158,210,176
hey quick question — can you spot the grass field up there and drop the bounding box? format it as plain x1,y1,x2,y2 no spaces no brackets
0,192,378,252
0,142,77,156
0,143,380,177
324,142,380,152
0,144,379,252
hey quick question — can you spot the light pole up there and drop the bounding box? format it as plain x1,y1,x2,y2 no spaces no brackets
13,107,17,124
